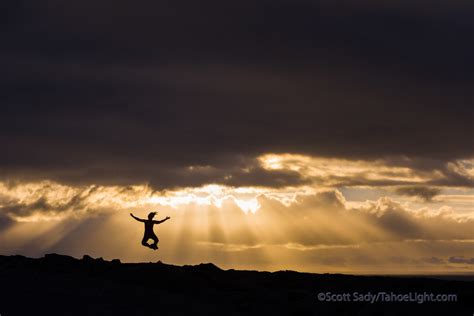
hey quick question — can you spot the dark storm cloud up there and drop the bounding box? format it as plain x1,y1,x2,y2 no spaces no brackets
1,0,473,188
421,257,445,265
0,214,14,230
448,256,474,264
395,186,441,201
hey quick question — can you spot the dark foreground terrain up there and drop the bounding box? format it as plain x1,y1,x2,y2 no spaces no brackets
0,254,472,316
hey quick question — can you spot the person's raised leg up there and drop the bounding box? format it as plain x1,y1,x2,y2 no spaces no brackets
150,235,159,250
142,236,150,247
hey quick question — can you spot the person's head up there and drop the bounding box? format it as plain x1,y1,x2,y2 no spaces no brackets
148,212,157,219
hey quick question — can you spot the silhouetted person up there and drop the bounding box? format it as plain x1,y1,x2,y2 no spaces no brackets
130,212,170,250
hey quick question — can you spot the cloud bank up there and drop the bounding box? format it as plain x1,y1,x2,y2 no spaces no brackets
1,1,473,189
0,180,472,272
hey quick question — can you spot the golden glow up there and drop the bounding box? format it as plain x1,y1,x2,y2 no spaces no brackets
259,153,441,184
1,154,473,273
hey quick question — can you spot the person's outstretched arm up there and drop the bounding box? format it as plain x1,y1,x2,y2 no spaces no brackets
154,216,170,224
130,213,145,222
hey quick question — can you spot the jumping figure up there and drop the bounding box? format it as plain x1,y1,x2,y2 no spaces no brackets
130,212,170,250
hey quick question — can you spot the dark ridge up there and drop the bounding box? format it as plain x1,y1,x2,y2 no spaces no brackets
0,254,472,316
183,262,223,272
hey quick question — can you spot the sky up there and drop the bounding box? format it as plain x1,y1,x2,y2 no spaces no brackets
1,0,473,273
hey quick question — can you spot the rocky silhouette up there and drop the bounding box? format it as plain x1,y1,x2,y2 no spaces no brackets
0,254,472,316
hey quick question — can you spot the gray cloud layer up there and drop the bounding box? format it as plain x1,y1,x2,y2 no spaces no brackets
1,1,473,188
395,186,442,201
449,256,474,264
